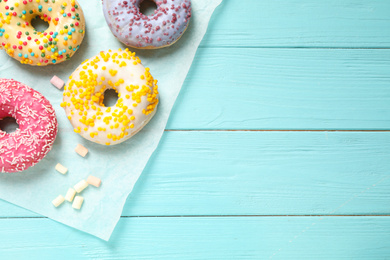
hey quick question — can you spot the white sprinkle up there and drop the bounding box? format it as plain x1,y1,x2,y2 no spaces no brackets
74,180,88,193
72,196,84,210
55,163,68,175
65,188,77,202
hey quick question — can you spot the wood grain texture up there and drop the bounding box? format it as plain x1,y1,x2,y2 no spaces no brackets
1,131,389,217
0,216,389,259
167,48,390,130
201,0,390,48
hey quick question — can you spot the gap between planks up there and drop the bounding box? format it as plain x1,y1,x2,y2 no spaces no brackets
1,215,390,220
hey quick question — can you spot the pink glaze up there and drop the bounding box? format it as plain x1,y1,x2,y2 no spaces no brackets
102,0,192,49
0,79,58,173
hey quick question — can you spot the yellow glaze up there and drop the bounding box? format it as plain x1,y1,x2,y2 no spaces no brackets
0,0,85,66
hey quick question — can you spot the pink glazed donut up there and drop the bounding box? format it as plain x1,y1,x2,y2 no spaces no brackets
0,79,58,173
102,0,192,49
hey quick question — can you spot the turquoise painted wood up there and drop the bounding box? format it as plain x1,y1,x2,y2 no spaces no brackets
1,0,390,258
201,0,390,48
167,48,390,130
5,48,390,130
0,217,389,259
1,131,390,218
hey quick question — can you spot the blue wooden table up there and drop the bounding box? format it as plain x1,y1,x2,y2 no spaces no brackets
1,0,390,259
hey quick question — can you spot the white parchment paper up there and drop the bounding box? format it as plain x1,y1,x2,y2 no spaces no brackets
0,0,222,240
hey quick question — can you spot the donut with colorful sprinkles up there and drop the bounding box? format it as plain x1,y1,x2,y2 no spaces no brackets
0,78,58,173
102,0,191,49
0,0,85,66
61,48,159,146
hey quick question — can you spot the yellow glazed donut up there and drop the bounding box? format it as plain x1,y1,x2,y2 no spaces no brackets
61,49,159,146
0,0,85,66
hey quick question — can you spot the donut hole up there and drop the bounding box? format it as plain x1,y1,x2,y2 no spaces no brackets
139,0,158,16
102,89,119,107
0,117,19,134
31,16,50,32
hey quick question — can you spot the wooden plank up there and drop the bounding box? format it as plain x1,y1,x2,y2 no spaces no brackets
202,0,390,48
1,131,390,217
167,48,390,130
0,216,389,259
2,50,390,131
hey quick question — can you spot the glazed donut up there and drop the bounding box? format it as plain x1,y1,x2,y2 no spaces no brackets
102,0,191,49
0,0,85,66
61,48,159,146
0,79,58,173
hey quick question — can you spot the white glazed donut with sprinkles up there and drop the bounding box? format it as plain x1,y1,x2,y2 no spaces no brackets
102,0,191,49
61,48,159,146
0,0,86,66
0,78,58,173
